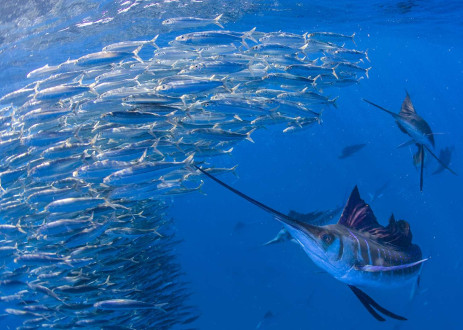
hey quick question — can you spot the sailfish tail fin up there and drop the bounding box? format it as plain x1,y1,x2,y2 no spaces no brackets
423,145,458,176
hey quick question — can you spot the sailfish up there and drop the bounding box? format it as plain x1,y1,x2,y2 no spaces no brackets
363,92,457,191
195,165,427,321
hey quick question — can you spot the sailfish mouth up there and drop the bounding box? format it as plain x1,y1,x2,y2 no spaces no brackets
281,218,324,246
284,219,323,239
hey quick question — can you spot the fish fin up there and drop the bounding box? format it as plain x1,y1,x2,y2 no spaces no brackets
400,91,416,115
214,14,224,29
183,153,194,164
243,27,257,43
246,128,256,143
359,258,428,272
339,187,414,248
348,285,406,321
137,149,148,163
409,274,421,301
150,35,159,49
423,145,458,176
396,139,415,149
350,32,357,46
349,285,385,321
329,96,339,109
363,99,398,118
419,144,424,191
338,186,379,230
133,45,144,63
365,67,371,78
16,219,26,234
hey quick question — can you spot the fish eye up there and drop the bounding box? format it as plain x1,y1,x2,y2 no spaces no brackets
321,233,334,245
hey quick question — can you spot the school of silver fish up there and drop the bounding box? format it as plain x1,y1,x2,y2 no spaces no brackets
0,18,369,328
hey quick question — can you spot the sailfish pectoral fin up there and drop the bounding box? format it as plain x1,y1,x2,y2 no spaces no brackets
348,285,407,321
423,145,458,176
358,257,429,272
396,139,415,149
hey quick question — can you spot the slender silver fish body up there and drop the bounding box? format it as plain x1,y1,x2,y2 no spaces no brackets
162,15,223,29
94,299,165,310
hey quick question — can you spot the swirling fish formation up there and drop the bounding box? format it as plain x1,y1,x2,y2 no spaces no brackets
0,26,368,328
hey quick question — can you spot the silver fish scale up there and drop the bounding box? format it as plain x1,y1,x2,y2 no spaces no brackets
0,20,368,329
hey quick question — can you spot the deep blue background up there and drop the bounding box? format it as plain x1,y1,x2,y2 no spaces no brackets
1,1,462,329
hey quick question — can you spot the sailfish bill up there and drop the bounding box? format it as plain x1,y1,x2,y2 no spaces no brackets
363,93,457,191
195,165,423,321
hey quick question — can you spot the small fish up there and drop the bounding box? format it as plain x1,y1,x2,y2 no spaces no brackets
171,28,256,48
338,143,367,159
162,14,224,29
103,154,194,186
156,76,223,96
45,197,118,213
34,84,93,101
76,50,142,67
308,32,356,45
190,127,256,143
102,35,159,52
94,299,167,310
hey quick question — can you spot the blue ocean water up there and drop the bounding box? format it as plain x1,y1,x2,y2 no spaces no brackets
0,0,462,329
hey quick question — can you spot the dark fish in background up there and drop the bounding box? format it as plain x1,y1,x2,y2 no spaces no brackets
432,146,454,175
368,181,390,202
338,143,367,159
256,310,275,329
364,92,457,191
196,166,426,322
233,221,246,233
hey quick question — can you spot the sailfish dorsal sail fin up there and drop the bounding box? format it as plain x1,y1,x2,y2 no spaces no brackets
338,186,414,249
338,186,379,231
400,91,416,115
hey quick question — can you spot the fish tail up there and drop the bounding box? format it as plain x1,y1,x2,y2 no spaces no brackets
424,145,458,176
329,96,339,109
150,34,160,49
351,32,357,46
365,67,371,79
133,45,144,64
214,14,224,29
241,27,256,47
16,219,26,234
246,128,256,143
365,49,370,62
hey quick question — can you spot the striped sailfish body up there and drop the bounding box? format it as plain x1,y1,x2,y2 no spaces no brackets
194,166,423,321
283,186,425,289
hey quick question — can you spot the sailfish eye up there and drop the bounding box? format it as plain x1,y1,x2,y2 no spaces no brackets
321,233,334,245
